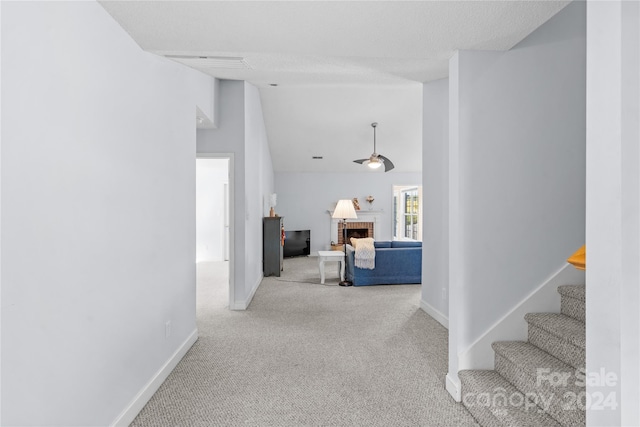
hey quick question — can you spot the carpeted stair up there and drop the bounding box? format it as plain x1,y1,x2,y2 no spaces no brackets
460,284,586,427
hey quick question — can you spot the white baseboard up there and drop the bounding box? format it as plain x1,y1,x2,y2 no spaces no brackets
458,264,585,370
230,273,263,310
420,299,449,329
111,329,198,426
446,373,462,402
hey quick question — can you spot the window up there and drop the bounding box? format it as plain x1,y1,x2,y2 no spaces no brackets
393,185,422,241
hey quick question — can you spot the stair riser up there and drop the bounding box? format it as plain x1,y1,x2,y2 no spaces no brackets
461,390,558,427
460,376,500,427
495,353,586,426
460,378,536,427
528,325,585,369
560,295,585,323
460,395,501,427
460,373,562,427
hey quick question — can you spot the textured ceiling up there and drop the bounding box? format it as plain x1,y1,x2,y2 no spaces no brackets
100,0,570,173
260,85,423,172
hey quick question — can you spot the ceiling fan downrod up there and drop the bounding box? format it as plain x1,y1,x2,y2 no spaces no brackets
372,122,377,154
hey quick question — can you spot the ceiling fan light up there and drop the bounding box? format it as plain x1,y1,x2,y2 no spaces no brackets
367,159,382,169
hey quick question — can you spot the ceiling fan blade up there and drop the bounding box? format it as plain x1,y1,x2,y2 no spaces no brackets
378,154,395,172
353,159,368,164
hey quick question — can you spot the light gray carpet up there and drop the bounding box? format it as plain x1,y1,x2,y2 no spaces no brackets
196,261,230,312
131,256,477,427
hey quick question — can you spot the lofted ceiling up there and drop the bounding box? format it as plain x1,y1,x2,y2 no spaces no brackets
100,0,571,173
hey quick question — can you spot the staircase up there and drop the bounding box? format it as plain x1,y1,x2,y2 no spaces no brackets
459,285,586,427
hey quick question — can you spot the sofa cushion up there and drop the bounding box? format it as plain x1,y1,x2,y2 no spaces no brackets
350,237,374,248
391,240,422,248
374,241,392,248
351,239,393,248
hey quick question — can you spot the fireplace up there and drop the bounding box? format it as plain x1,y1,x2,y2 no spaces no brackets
337,222,374,245
346,228,368,240
328,209,382,248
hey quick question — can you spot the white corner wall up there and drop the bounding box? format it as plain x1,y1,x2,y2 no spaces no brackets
447,0,586,397
1,2,216,426
421,78,449,327
197,81,274,310
586,1,640,425
244,82,274,303
274,172,421,253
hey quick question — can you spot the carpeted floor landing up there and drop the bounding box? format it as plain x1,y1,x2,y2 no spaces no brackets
131,256,477,427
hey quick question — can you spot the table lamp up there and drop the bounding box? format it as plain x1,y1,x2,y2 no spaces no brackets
332,199,358,286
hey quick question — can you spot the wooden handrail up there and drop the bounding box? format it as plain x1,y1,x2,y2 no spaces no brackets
567,245,586,270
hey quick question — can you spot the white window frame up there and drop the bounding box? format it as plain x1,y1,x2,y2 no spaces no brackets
392,185,422,241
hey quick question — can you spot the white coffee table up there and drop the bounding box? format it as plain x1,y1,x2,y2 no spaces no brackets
317,250,345,284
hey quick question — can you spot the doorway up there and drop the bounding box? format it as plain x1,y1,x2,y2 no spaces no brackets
392,185,423,241
196,156,232,310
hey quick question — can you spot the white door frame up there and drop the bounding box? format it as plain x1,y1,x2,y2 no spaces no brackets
223,182,229,261
196,153,234,309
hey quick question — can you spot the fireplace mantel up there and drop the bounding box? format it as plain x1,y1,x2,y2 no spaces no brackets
327,209,383,245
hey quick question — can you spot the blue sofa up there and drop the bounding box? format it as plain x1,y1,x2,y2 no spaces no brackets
345,240,422,286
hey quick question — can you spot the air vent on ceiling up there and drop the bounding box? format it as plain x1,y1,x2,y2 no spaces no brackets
165,55,252,70
312,156,324,160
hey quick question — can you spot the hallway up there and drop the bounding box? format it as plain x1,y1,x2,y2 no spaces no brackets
131,257,476,426
196,261,229,313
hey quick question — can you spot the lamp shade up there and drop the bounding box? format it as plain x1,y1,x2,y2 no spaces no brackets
332,199,358,220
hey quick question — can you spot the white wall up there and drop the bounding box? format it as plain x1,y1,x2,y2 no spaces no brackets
586,1,640,425
244,83,274,300
197,81,274,309
447,0,586,396
0,1,4,421
196,159,228,262
421,78,449,326
1,2,216,425
275,172,421,253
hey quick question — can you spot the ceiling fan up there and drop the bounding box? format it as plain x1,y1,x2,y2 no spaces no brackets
353,122,395,172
